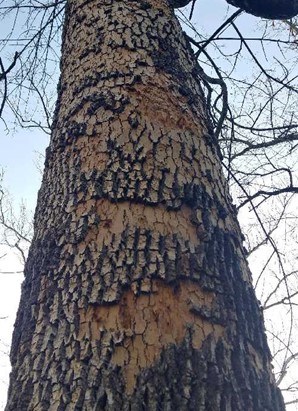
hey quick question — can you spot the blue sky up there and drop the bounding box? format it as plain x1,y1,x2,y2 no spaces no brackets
0,128,48,207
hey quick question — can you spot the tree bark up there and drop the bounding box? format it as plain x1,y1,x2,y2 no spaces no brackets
6,0,285,410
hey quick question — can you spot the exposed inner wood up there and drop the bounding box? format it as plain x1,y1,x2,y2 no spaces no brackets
79,279,223,394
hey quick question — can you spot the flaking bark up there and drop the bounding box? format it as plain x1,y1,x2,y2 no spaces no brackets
6,0,285,410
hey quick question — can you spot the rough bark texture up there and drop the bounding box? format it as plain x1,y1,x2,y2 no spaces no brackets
6,0,285,410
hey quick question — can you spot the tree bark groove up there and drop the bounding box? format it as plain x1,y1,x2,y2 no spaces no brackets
6,0,285,410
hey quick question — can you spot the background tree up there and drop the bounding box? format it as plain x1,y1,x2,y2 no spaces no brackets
0,0,298,409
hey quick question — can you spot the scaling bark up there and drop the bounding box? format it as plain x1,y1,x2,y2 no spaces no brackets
6,0,285,410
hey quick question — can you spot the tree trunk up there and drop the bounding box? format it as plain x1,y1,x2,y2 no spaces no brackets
6,0,285,410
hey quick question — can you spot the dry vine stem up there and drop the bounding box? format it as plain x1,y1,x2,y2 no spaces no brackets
5,0,287,410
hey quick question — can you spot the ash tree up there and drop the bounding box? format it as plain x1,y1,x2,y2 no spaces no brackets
0,0,298,409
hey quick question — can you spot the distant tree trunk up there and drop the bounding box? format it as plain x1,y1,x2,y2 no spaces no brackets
6,0,285,410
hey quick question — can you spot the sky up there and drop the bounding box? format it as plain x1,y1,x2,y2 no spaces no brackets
0,0,297,409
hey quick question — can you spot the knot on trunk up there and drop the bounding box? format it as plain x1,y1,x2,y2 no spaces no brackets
227,0,298,19
168,0,193,8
